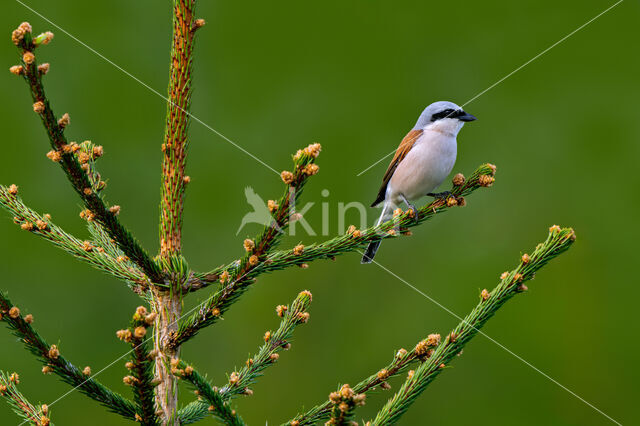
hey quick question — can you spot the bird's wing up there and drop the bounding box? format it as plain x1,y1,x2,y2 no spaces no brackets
371,129,423,207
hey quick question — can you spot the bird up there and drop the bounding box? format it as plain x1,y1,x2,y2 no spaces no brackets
361,101,476,264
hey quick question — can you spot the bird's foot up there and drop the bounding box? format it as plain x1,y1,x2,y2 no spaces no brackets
404,202,420,224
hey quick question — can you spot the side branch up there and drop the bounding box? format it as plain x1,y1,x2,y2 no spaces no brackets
0,185,147,287
288,225,576,425
191,163,495,289
169,144,321,348
172,362,245,426
219,290,313,399
10,25,163,283
371,226,576,424
0,371,50,425
116,306,159,425
0,291,138,420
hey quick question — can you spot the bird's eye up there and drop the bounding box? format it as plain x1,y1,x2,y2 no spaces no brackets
431,109,455,121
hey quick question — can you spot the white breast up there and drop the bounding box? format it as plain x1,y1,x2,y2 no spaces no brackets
387,130,457,203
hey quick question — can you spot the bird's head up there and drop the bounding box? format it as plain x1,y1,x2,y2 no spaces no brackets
414,101,476,135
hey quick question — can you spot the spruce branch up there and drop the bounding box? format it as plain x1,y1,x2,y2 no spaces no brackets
171,361,245,426
189,163,495,290
0,185,148,288
288,336,437,425
219,290,313,400
169,145,321,347
0,371,50,425
117,306,159,425
326,384,366,426
287,225,575,426
160,0,202,258
0,291,138,420
9,24,164,283
370,226,576,425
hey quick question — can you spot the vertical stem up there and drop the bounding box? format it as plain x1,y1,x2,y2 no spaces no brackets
153,292,182,425
160,0,196,256
156,0,197,424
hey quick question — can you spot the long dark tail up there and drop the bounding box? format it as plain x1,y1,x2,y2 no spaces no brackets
361,240,382,264
361,202,393,264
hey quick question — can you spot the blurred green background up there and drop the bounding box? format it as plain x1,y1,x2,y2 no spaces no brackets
1,1,638,424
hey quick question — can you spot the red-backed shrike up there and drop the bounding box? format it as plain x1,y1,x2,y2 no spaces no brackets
362,101,476,263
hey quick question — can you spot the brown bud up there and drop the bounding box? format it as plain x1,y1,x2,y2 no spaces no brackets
521,253,531,264
23,51,35,64
24,314,34,324
46,150,61,162
267,200,278,212
269,353,279,362
116,329,133,343
109,205,121,215
304,143,322,158
9,307,20,318
42,365,53,375
478,175,495,187
452,173,465,186
243,238,256,252
481,289,490,301
299,290,312,301
8,184,18,195
229,371,239,384
38,63,50,75
293,244,304,255
57,113,70,128
249,255,259,266
276,305,288,317
9,65,24,75
302,163,319,176
426,333,441,347
264,330,272,342
92,146,104,158
48,345,60,359
82,366,91,376
133,326,147,339
20,222,34,231
281,170,294,184
296,312,310,323
446,197,458,207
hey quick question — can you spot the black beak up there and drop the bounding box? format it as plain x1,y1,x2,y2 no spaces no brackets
458,111,477,122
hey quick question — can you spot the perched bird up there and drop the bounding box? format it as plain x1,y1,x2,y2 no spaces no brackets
361,101,476,264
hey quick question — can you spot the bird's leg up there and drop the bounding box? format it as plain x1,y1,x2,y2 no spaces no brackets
399,194,419,223
427,190,453,200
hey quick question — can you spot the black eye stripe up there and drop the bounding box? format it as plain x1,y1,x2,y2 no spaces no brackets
430,108,462,121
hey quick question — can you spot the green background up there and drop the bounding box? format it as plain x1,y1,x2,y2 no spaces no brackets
1,1,638,424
